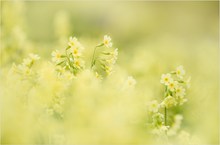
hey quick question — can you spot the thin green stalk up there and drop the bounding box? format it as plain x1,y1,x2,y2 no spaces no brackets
164,86,168,127
165,107,167,126
91,46,98,68
90,43,104,68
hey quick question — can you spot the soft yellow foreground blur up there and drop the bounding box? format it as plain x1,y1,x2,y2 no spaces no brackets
0,1,219,144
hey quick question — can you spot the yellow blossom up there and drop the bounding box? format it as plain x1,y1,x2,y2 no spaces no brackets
51,50,62,63
103,35,112,48
160,73,173,86
176,65,185,79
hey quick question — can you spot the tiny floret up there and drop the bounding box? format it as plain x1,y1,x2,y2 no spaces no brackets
148,100,160,113
103,35,113,48
161,95,177,108
176,65,185,79
160,73,173,86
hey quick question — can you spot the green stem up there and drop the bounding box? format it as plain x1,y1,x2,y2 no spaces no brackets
165,107,167,126
90,43,104,69
164,86,168,127
91,46,98,68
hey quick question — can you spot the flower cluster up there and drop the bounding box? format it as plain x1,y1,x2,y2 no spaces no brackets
100,48,118,75
91,35,118,76
160,65,190,106
51,36,85,76
147,65,190,136
12,53,40,77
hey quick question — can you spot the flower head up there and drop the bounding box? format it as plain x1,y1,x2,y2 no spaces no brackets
175,86,186,97
103,35,112,48
160,73,173,86
22,58,32,67
161,95,177,108
73,58,84,69
152,113,164,126
178,96,188,105
148,100,160,113
176,65,185,79
168,80,178,92
68,37,79,48
29,53,40,61
126,76,137,87
72,47,82,57
51,50,62,63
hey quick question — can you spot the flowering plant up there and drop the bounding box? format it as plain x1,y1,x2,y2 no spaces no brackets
147,66,191,141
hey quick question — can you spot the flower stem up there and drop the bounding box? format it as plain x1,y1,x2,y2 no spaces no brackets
90,43,104,69
165,107,167,126
164,86,168,127
91,46,98,68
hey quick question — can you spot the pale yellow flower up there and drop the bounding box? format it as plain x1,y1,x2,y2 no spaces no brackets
51,50,62,63
72,47,81,57
175,86,186,97
168,80,178,92
176,65,185,79
178,96,188,105
95,72,103,80
29,53,40,61
148,100,160,113
126,76,137,86
160,73,173,85
103,35,112,48
68,36,78,48
22,58,32,66
73,58,84,69
161,95,177,108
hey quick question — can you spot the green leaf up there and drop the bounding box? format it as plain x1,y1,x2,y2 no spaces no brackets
66,46,71,50
56,61,65,66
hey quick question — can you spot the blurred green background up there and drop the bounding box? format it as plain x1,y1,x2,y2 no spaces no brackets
1,1,219,144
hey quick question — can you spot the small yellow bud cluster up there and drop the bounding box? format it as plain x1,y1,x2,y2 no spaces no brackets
12,53,40,77
100,48,118,75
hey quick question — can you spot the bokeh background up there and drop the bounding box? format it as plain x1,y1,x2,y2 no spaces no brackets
1,1,219,144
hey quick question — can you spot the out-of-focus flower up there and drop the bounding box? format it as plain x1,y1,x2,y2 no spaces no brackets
175,86,186,97
103,35,112,48
152,125,169,135
168,80,178,92
178,96,188,105
176,65,185,79
72,47,82,57
160,73,173,85
148,100,160,113
152,113,164,126
126,76,137,87
73,58,84,69
95,72,103,80
109,48,118,64
51,50,62,63
161,95,177,108
29,53,40,61
167,114,183,136
68,36,79,48
22,58,32,67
